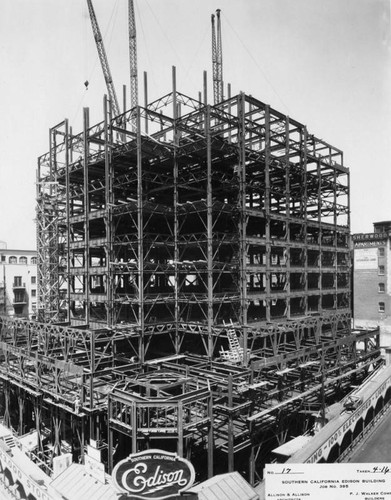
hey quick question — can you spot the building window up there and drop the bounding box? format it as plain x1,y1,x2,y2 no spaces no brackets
19,256,27,264
379,265,385,275
379,247,385,257
31,289,36,298
31,276,36,285
14,276,22,287
1,256,5,262
14,291,25,303
379,302,385,313
9,256,17,264
31,257,37,265
379,283,385,293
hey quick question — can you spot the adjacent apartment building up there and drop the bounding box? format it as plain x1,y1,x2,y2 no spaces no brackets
0,241,37,319
353,221,391,345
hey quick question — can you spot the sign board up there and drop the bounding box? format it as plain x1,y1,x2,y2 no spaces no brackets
112,449,195,499
265,463,391,499
354,247,378,270
302,374,391,464
353,232,388,242
0,446,55,500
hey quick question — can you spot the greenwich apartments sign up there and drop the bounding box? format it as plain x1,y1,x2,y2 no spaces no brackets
112,449,196,499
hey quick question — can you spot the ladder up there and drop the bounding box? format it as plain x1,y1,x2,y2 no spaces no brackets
220,320,243,363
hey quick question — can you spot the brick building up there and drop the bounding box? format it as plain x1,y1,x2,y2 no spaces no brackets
353,221,391,345
0,242,38,319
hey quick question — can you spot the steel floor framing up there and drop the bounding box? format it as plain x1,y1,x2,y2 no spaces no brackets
0,315,381,484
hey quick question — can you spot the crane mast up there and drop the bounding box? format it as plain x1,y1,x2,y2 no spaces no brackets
86,0,120,117
211,9,223,104
128,0,138,112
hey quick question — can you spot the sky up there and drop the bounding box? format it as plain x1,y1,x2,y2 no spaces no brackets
0,0,390,249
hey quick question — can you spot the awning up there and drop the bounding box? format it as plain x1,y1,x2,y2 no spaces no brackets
49,463,125,500
188,471,259,500
272,434,312,458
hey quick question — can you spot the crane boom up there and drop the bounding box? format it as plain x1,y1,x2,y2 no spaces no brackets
216,9,223,100
128,0,138,111
86,0,120,117
211,9,223,104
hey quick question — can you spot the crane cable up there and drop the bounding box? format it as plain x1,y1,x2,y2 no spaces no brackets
222,11,290,114
72,0,120,124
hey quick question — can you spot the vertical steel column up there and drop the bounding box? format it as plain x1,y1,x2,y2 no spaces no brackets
243,325,248,366
123,84,127,114
227,84,232,143
334,165,338,309
320,350,326,424
317,146,322,315
34,397,43,452
104,96,114,327
3,381,10,427
49,128,57,322
83,108,90,325
131,401,137,453
227,373,234,471
249,438,255,486
71,414,76,461
80,414,85,463
108,397,114,473
18,389,24,435
96,414,101,443
265,106,271,321
61,408,67,459
80,370,86,409
238,94,248,345
177,402,183,456
207,392,214,478
303,127,309,314
206,104,213,358
136,105,144,362
347,159,352,315
285,117,291,318
89,331,96,438
203,71,208,106
173,68,180,354
65,120,71,323
36,161,42,322
144,72,148,134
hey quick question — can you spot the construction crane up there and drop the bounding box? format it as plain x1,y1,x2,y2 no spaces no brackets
128,0,138,112
86,0,120,117
211,9,223,104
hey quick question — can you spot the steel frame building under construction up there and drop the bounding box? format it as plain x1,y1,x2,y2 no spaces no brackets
0,73,380,485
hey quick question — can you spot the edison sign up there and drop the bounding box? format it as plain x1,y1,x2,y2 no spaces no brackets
112,449,195,499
